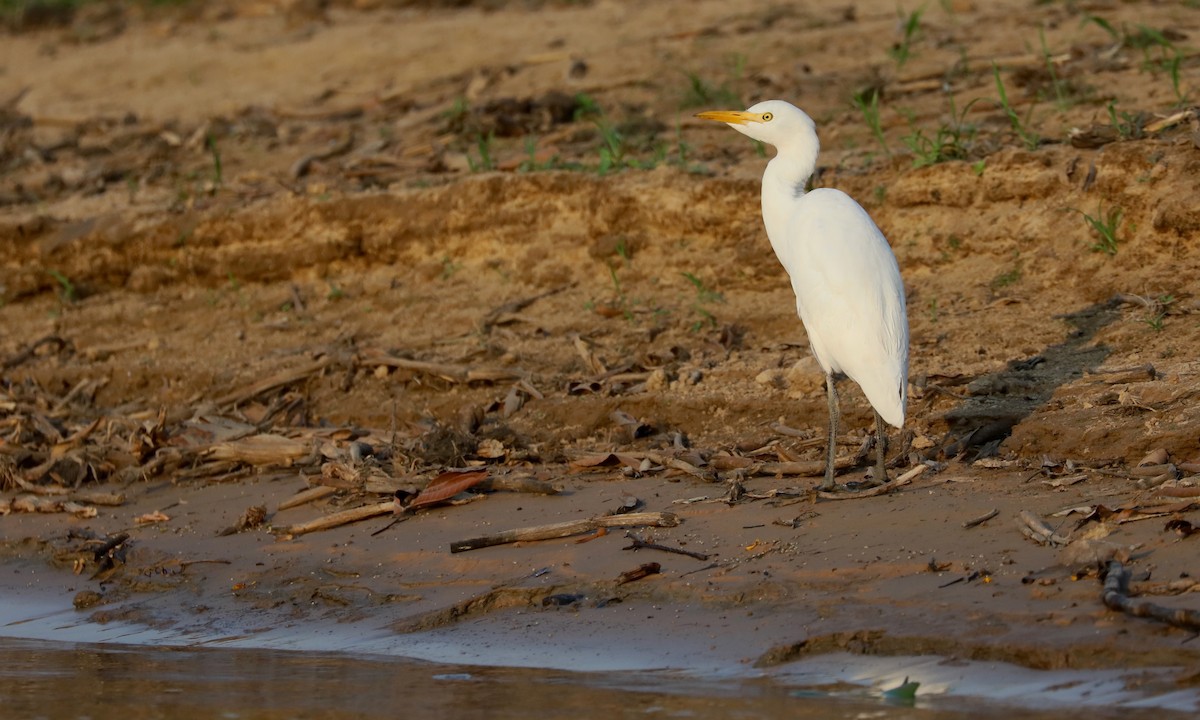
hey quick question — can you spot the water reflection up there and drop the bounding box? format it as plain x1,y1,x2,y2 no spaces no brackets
0,637,1179,720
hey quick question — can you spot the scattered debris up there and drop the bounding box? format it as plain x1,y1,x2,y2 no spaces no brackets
616,562,661,585
134,510,171,525
1165,519,1197,538
219,504,268,536
542,593,585,607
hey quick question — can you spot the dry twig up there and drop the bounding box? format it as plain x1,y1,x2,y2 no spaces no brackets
275,501,394,537
623,534,709,560
963,508,999,528
816,464,928,501
450,511,680,553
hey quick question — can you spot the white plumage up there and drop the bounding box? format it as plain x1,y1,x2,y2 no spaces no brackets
698,100,909,489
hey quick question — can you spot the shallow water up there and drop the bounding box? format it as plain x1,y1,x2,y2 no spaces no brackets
0,636,1189,720
0,636,890,720
1,577,1196,718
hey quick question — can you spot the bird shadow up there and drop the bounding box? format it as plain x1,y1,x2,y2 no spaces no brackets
931,298,1122,461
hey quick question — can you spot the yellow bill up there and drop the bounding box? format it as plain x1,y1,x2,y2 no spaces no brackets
694,110,764,125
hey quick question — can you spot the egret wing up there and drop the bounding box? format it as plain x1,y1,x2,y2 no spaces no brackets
775,188,908,426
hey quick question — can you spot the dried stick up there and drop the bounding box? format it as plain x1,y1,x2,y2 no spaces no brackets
1102,560,1200,632
963,508,999,528
711,455,857,476
450,511,680,553
214,357,333,407
362,351,524,384
623,535,709,561
2,335,68,370
816,464,927,501
275,501,394,537
291,130,356,179
481,285,572,332
277,485,337,511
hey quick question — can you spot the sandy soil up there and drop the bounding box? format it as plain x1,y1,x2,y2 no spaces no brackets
2,0,1200,707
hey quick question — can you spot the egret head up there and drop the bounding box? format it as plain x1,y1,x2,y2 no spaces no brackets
696,100,816,151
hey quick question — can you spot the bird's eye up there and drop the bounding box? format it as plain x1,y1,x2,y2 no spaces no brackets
761,112,773,121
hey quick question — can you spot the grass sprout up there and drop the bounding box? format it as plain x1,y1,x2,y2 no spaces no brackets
889,6,926,68
1079,203,1122,255
992,63,1040,150
48,269,77,303
853,88,890,157
900,94,978,167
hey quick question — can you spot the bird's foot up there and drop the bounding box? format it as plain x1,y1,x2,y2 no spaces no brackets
820,472,885,493
845,476,883,491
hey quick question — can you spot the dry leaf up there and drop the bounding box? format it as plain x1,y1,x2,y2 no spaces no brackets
407,469,489,509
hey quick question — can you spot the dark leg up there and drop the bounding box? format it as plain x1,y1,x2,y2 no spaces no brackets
820,372,839,491
872,410,889,487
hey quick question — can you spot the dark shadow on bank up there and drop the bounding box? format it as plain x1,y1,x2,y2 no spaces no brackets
932,299,1124,461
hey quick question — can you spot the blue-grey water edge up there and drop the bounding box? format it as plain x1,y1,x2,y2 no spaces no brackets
0,635,1184,720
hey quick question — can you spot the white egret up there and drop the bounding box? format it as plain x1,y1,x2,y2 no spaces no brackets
697,100,908,490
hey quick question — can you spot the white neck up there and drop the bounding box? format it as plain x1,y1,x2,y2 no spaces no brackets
760,137,818,249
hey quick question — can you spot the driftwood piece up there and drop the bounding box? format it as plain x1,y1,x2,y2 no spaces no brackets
71,490,125,506
2,494,97,518
276,501,394,537
450,511,680,553
206,434,314,466
1102,560,1200,632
